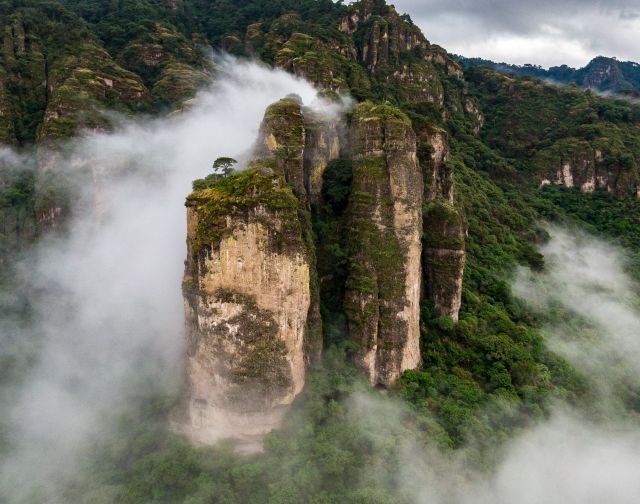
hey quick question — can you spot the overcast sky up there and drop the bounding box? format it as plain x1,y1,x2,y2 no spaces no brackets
388,0,640,68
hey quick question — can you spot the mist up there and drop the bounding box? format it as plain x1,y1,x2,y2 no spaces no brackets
0,57,327,502
3,58,640,503
338,226,640,503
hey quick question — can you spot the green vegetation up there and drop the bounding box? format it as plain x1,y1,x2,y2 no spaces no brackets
186,163,301,255
458,55,640,96
2,0,640,502
192,157,238,190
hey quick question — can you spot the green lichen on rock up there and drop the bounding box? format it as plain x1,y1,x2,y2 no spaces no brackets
152,62,211,106
423,200,466,250
423,200,466,320
256,98,308,201
0,69,16,144
351,100,412,131
345,101,423,385
275,32,358,91
185,162,302,257
38,42,150,142
211,289,292,402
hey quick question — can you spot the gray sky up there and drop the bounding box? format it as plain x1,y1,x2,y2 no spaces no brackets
388,0,640,68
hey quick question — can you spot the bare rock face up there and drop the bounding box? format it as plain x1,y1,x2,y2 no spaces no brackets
181,166,317,448
423,201,466,321
256,97,342,209
536,142,639,196
422,129,454,203
419,130,466,321
344,102,423,386
303,108,342,208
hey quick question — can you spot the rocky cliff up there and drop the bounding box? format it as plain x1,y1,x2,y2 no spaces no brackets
344,102,423,386
423,201,466,321
181,165,316,448
536,140,640,197
180,96,345,446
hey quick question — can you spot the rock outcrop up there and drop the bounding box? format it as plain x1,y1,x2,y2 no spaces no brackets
255,97,342,209
181,165,317,448
422,128,454,203
302,108,342,208
418,127,465,320
344,102,423,386
254,98,308,202
423,201,466,321
180,96,345,447
536,141,640,197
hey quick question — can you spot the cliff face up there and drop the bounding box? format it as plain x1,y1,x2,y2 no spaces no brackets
422,129,454,203
423,201,466,321
344,102,422,386
180,96,343,447
255,97,342,209
419,130,465,319
255,98,308,202
181,166,315,448
536,142,640,197
302,108,342,208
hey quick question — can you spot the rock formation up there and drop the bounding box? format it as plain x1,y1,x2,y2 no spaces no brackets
344,102,423,386
302,108,342,208
420,129,466,320
255,97,342,209
423,201,466,321
536,142,640,197
180,97,343,447
181,165,317,448
254,98,308,202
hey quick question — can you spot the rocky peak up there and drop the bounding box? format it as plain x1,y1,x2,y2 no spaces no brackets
345,102,423,385
255,97,343,209
180,165,319,450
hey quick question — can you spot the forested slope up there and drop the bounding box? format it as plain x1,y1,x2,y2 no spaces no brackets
1,1,640,502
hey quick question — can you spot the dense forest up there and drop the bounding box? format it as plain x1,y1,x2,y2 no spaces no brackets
1,1,640,503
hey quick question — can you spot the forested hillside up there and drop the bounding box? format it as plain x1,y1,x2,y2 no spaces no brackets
458,55,640,98
1,1,640,503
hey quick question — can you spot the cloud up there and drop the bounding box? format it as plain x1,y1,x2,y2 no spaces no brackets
0,57,323,502
345,226,640,503
389,0,640,67
514,226,640,409
347,393,640,504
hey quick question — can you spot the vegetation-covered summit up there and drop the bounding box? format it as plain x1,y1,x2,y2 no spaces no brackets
2,0,640,502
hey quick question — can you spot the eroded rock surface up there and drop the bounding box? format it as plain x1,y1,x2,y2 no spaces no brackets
181,166,316,448
344,102,423,386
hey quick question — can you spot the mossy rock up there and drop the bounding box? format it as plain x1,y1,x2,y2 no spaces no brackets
423,201,466,251
186,163,303,257
352,101,412,128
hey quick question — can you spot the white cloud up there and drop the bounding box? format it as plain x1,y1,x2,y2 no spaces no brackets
0,57,321,502
390,0,640,67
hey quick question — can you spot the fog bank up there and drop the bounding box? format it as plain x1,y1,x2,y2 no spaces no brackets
0,57,325,502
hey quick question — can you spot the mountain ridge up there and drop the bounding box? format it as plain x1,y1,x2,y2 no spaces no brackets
457,54,640,97
1,1,640,502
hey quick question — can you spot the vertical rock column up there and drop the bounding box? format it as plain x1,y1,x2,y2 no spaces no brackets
345,102,423,386
423,201,466,321
254,97,308,203
420,129,466,321
302,108,341,209
255,97,342,363
182,167,315,448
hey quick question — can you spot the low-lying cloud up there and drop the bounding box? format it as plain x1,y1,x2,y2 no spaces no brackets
344,226,640,503
0,57,326,502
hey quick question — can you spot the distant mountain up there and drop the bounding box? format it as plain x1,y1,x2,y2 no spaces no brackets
457,55,640,97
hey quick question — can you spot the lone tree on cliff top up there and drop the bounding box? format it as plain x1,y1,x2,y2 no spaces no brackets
191,157,238,191
212,157,237,177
